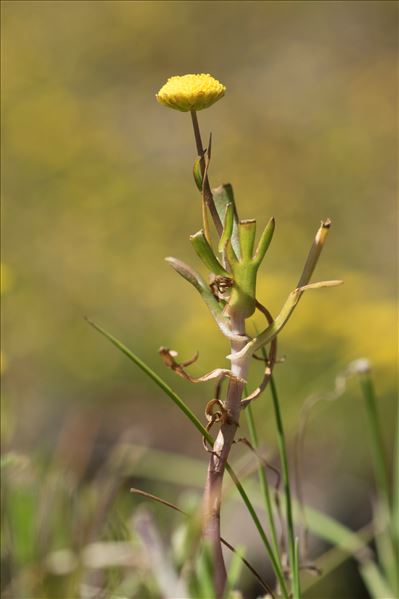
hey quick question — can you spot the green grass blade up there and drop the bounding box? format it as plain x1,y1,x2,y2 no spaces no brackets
224,544,245,598
218,202,234,254
302,505,365,554
359,560,396,599
359,370,391,511
293,537,300,599
212,184,241,258
225,463,289,598
86,318,208,441
359,367,398,592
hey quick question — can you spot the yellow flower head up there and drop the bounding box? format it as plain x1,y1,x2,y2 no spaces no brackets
156,74,226,112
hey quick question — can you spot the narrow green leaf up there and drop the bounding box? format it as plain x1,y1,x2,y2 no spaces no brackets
260,344,298,599
293,537,301,599
86,318,210,441
245,404,280,563
190,230,231,277
253,217,275,265
193,156,203,192
218,203,234,254
197,542,216,599
212,184,241,258
224,544,245,597
225,463,289,598
359,369,398,591
359,561,395,599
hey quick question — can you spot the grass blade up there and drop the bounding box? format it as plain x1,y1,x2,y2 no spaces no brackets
85,317,209,441
358,366,398,592
359,561,396,599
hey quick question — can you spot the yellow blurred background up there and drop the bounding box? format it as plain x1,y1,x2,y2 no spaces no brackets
1,1,397,596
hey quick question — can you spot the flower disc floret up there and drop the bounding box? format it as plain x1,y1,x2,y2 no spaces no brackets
156,74,226,112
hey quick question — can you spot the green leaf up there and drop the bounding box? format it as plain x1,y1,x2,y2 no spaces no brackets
224,544,245,597
190,230,230,277
218,202,234,254
254,217,275,265
212,184,241,258
359,561,395,599
86,318,209,440
293,537,301,599
193,156,203,192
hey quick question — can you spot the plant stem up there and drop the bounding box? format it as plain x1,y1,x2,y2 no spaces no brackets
359,371,391,511
190,110,223,236
202,314,248,598
268,365,301,598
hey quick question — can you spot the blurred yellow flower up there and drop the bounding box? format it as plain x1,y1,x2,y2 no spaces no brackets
156,74,226,112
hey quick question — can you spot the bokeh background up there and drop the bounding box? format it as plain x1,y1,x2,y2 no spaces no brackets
1,1,397,598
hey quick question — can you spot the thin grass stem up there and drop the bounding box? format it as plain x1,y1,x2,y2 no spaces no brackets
245,403,280,563
263,347,300,598
359,371,391,510
359,369,398,592
225,464,289,598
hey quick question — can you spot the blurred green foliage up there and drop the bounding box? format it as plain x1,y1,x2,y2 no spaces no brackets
1,1,397,597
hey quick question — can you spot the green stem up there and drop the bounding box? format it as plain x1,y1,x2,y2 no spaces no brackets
245,404,281,564
359,372,391,510
268,366,301,598
225,463,289,599
359,370,398,591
